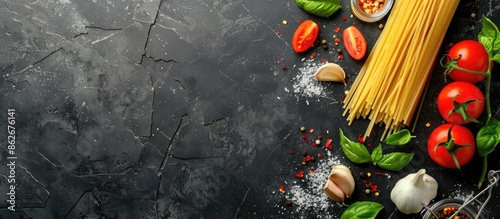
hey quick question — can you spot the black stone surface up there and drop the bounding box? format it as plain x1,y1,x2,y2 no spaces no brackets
1,0,499,218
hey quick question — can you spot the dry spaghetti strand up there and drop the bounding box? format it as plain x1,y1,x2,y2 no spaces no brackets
343,0,460,140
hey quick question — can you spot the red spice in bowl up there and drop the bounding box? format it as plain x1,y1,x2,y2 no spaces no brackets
358,0,386,14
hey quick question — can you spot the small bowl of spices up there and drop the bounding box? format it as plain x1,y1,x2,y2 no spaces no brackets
351,0,393,22
421,199,482,219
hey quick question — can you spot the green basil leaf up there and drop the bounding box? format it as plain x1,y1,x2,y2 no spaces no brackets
339,128,372,164
371,144,383,164
493,53,500,63
341,201,384,219
478,15,500,58
383,129,412,146
295,0,342,18
376,152,414,171
476,118,500,157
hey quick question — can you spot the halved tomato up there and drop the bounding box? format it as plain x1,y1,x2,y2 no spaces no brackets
292,20,319,53
342,26,367,60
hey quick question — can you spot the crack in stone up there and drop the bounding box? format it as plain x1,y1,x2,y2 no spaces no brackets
18,165,51,208
202,117,228,126
157,114,189,174
139,0,163,65
170,155,223,161
0,6,16,14
143,56,178,64
155,174,162,219
173,78,186,91
63,190,99,219
73,26,124,39
35,148,59,168
233,187,251,219
14,47,64,75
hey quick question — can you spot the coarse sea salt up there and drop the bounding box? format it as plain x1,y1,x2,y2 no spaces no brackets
292,59,325,99
288,151,343,218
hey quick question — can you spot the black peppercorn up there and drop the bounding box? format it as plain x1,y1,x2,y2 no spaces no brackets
359,171,366,178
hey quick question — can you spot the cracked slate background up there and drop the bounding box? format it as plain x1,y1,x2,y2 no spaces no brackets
1,0,500,218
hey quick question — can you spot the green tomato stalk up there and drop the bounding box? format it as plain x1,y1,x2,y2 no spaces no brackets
442,15,500,189
477,62,493,189
475,15,500,189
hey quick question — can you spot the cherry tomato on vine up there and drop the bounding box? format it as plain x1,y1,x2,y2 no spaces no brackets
292,20,319,53
437,81,484,124
342,26,367,60
427,124,476,169
446,40,491,84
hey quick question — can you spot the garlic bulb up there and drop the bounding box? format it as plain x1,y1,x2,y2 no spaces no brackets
390,169,438,214
314,63,346,85
323,165,355,203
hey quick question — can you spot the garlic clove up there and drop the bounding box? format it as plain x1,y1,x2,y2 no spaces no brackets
324,165,355,203
314,63,346,85
329,167,355,197
324,179,345,202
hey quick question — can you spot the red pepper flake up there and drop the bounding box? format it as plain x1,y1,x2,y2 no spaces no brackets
375,172,388,177
301,135,309,143
305,155,312,162
325,138,333,150
279,184,286,194
295,170,305,179
320,58,326,63
309,167,315,174
335,38,341,43
337,54,344,60
317,135,322,140
297,18,303,23
368,182,378,192
334,26,341,33
311,52,317,59
290,150,296,155
308,128,314,133
367,143,372,147
341,94,346,99
311,142,317,147
282,66,288,71
317,152,323,158
371,130,377,136
357,134,365,144
342,16,347,21
275,29,281,35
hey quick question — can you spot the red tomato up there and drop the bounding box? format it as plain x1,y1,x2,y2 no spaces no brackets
342,26,367,60
292,20,319,53
437,81,484,124
427,124,475,169
447,40,491,84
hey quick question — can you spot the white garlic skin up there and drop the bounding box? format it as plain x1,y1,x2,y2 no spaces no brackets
390,169,438,214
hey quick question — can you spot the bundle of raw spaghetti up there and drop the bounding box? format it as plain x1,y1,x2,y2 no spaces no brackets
342,0,459,140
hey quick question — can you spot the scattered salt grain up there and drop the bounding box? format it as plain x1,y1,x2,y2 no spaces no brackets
289,151,342,218
292,59,325,99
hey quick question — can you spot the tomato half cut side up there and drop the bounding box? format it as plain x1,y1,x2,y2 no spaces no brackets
342,26,367,60
292,20,319,53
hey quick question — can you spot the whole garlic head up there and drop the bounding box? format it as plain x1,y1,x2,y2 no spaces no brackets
323,165,355,203
390,169,438,214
